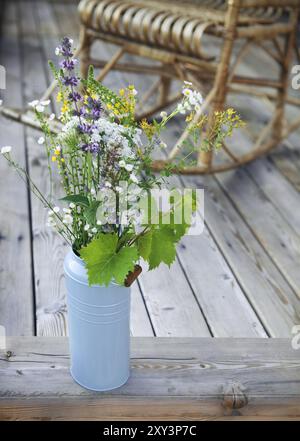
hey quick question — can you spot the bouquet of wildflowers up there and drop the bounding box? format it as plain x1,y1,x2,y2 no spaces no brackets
1,37,243,286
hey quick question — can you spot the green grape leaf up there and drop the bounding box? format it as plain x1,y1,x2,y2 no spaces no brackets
147,227,177,270
137,232,152,260
83,200,100,225
60,194,89,207
80,233,138,286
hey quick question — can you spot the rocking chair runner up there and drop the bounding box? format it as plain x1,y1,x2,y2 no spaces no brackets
77,0,300,174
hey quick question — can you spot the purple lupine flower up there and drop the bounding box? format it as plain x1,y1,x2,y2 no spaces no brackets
68,91,82,102
60,58,78,71
81,142,100,153
85,97,103,120
72,107,86,117
62,76,78,87
60,37,73,57
77,122,93,134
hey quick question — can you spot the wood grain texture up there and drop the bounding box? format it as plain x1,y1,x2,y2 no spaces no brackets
155,128,267,338
0,336,300,420
19,0,69,337
197,174,300,337
0,1,35,336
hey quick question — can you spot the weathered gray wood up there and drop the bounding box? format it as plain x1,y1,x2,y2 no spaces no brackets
154,126,267,337
216,168,300,298
130,282,155,337
19,0,69,337
0,337,300,420
0,1,35,336
186,173,300,337
138,260,211,337
271,143,300,193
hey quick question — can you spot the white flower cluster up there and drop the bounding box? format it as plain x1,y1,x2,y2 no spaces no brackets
177,82,203,115
28,99,51,113
46,205,74,229
1,146,12,155
92,118,142,158
60,116,142,164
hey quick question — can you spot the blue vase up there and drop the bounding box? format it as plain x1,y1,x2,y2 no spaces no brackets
64,249,131,391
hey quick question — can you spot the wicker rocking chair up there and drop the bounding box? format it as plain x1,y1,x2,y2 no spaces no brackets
76,0,300,174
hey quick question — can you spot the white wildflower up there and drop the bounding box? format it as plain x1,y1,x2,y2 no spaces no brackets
115,186,124,193
130,173,139,184
28,100,39,108
69,203,75,209
41,99,50,106
184,81,193,86
69,38,73,44
63,214,73,225
1,146,12,154
160,111,167,119
182,88,192,97
55,47,60,55
36,104,45,113
63,208,71,214
91,227,97,234
77,206,81,214
37,137,45,145
53,206,60,213
177,103,186,115
49,113,55,121
90,188,96,195
105,181,112,188
124,163,133,172
84,224,90,231
96,220,102,225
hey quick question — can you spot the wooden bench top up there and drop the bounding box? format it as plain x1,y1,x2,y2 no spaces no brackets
0,337,300,420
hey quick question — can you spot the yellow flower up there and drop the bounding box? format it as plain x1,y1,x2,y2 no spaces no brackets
119,88,125,97
128,85,134,90
56,92,63,103
54,149,61,156
61,100,69,114
185,112,194,122
140,119,156,139
51,156,57,162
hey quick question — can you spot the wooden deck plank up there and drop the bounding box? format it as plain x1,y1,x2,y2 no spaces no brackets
138,261,211,337
271,143,300,193
0,1,35,336
216,168,300,298
0,336,299,420
19,0,69,337
186,173,300,337
153,127,268,337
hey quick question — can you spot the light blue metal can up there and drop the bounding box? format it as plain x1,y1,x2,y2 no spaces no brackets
64,249,131,391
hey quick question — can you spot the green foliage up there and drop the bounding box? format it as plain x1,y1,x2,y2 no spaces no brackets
80,233,138,286
137,232,152,260
83,200,100,225
60,194,89,207
146,227,177,270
